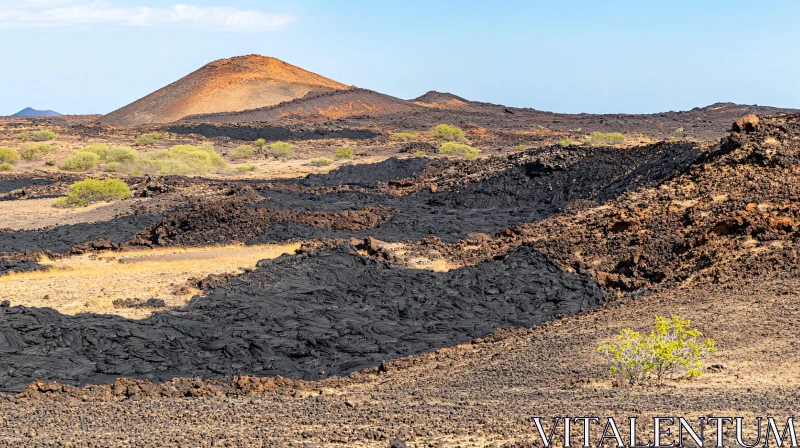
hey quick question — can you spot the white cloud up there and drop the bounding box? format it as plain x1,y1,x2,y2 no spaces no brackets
0,0,296,32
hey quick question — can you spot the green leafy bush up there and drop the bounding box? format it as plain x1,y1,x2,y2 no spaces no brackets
433,124,467,142
309,157,332,167
32,130,57,141
106,146,139,164
675,127,684,133
136,132,164,146
145,145,226,175
394,132,417,141
228,145,255,159
559,138,574,147
588,132,625,145
269,141,294,158
335,146,354,160
0,163,11,171
235,164,257,173
18,143,55,160
413,150,426,158
60,152,100,171
598,315,716,386
77,143,108,160
254,138,267,149
439,142,479,160
0,147,20,164
519,145,526,151
15,133,29,141
54,179,132,207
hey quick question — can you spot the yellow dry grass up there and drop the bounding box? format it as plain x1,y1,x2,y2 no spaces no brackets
0,242,300,319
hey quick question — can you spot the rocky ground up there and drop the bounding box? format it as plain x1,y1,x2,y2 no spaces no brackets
1,112,799,446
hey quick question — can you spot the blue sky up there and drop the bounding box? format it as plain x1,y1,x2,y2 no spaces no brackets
2,0,799,115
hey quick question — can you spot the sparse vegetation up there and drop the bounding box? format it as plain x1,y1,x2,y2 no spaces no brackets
60,152,100,172
675,127,684,133
433,124,467,142
394,132,418,141
53,179,132,208
598,316,716,387
559,138,574,147
518,145,525,151
413,150,426,158
15,133,29,141
254,138,267,149
269,141,294,158
106,146,139,164
18,143,55,160
309,157,332,167
136,132,163,146
0,163,11,171
335,146,354,160
32,130,56,141
77,144,108,160
439,142,479,160
235,164,257,173
588,132,625,145
0,147,20,164
228,146,255,159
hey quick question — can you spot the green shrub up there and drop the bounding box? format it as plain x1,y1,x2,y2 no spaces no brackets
335,146,354,160
228,146,255,159
145,145,226,175
235,164,257,173
439,142,479,160
18,143,55,160
394,132,418,141
0,163,11,171
559,138,574,147
413,150,426,158
433,124,467,142
77,143,108,160
106,146,139,164
598,315,716,387
136,134,158,146
0,147,20,164
588,132,625,145
269,141,294,158
519,145,526,151
60,152,100,171
32,130,56,141
15,133,29,141
54,179,132,208
254,138,267,149
675,127,684,134
309,157,332,167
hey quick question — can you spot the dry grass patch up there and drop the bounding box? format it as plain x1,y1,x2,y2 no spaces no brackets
0,242,301,319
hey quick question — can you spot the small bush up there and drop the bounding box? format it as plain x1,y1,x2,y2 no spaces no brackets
136,134,158,146
588,132,625,145
413,150,426,158
0,163,11,171
32,130,56,141
309,157,332,167
519,145,526,151
77,143,108,160
394,132,417,141
439,142,479,160
54,179,132,207
0,147,20,164
254,138,267,149
146,145,226,175
433,124,467,142
335,146,354,160
106,146,139,164
559,138,574,147
15,133,29,141
235,164,257,173
269,141,294,158
60,152,100,171
598,315,715,387
228,146,255,159
19,143,55,160
675,127,684,133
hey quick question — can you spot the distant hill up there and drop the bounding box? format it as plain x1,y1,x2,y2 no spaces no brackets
12,107,62,117
98,55,350,126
